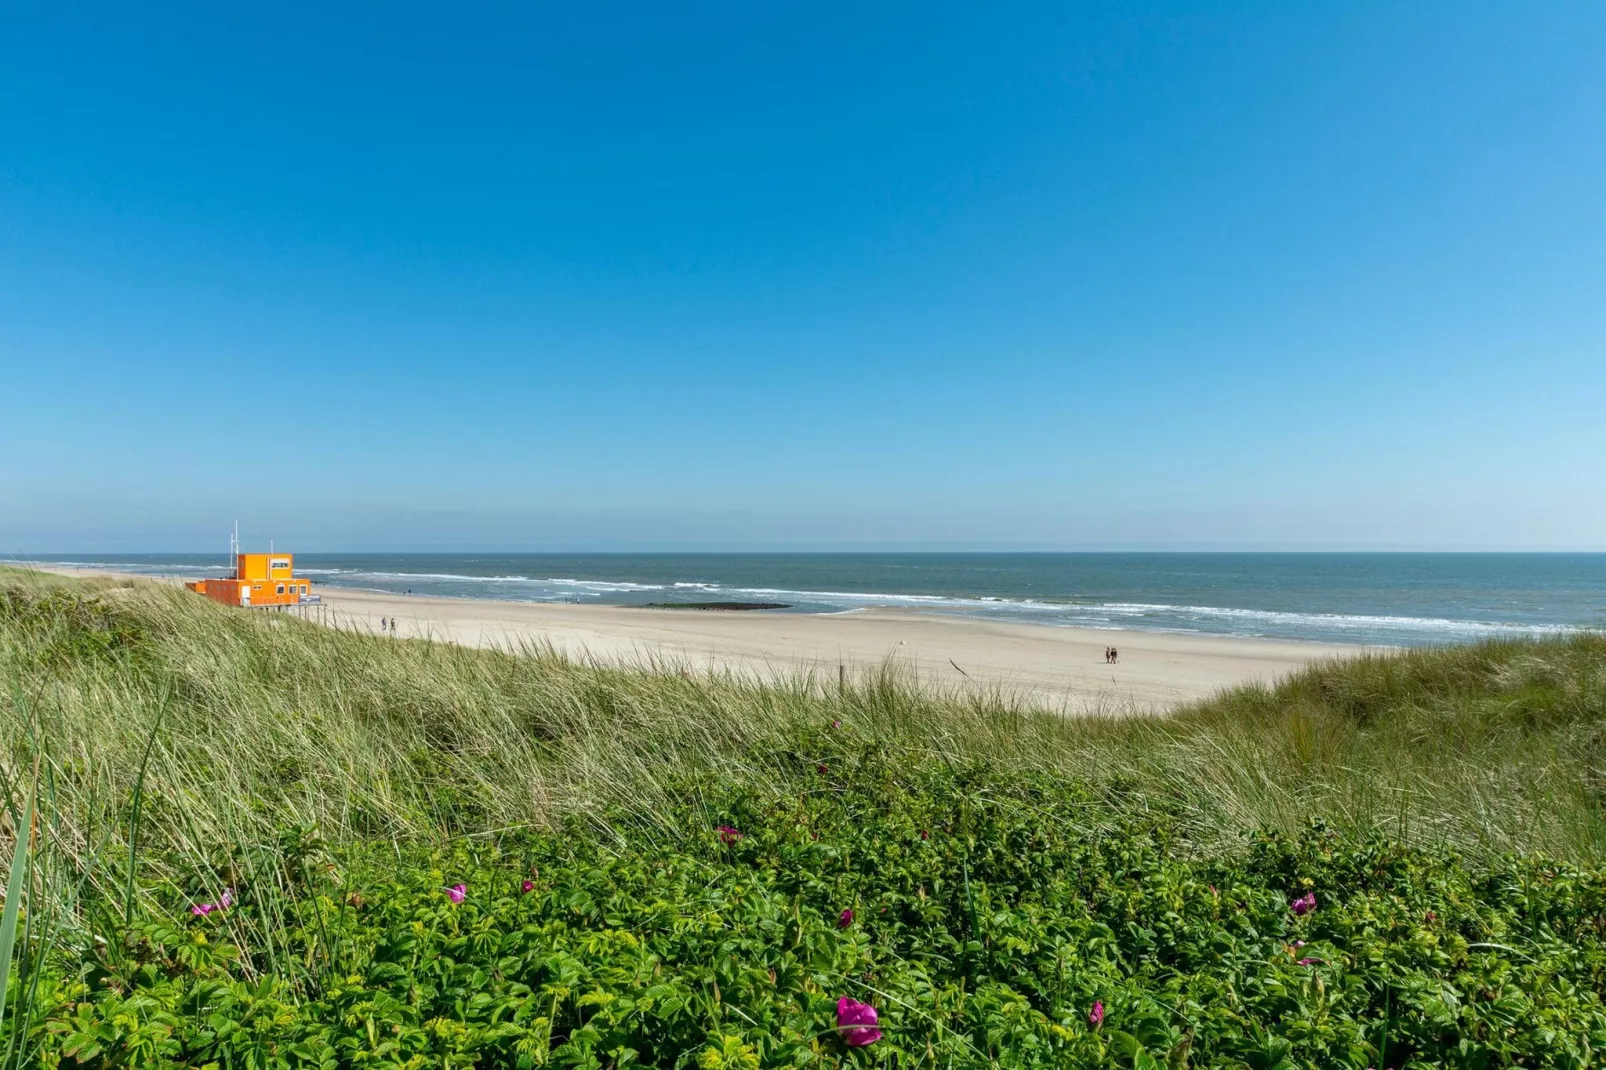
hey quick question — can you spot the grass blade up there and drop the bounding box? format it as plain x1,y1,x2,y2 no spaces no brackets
0,765,37,1045
124,694,168,926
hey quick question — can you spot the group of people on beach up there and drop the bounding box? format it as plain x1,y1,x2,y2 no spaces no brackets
1103,646,1119,664
379,617,398,635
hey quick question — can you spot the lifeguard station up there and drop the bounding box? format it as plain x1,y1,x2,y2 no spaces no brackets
185,528,319,610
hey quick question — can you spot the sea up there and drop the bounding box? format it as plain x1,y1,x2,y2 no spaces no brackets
23,552,1606,648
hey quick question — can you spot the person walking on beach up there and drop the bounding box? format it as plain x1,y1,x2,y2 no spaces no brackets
1109,647,1118,664
380,617,387,633
391,618,398,635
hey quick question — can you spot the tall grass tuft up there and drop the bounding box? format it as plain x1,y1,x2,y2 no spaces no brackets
1,565,1604,923
0,751,34,1048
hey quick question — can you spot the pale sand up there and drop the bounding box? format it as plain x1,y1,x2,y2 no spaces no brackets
38,567,1360,713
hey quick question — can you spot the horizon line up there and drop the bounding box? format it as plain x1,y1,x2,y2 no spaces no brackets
11,546,1606,556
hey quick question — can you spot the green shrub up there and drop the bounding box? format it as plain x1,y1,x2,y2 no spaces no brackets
4,571,1606,1066
20,754,1606,1066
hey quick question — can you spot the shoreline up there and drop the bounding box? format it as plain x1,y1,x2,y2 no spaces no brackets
34,566,1364,712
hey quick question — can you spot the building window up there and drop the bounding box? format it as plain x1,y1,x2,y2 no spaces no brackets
276,584,285,595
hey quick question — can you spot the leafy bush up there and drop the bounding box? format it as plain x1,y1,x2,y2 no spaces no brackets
4,573,1606,1066
19,745,1606,1067
0,586,148,672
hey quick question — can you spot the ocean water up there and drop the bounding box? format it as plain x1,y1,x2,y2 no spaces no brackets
25,552,1606,647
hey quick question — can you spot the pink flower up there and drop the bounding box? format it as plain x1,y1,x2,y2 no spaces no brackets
838,908,854,928
1298,957,1323,966
716,825,744,845
1291,892,1317,916
521,880,535,893
831,719,841,729
817,763,828,775
190,889,233,917
1089,1000,1104,1028
447,883,467,904
836,997,882,1047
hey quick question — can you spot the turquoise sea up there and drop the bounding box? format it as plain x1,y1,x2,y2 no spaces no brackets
28,552,1606,647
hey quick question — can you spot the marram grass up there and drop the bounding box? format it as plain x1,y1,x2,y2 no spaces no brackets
6,568,1604,870
3,568,1606,1067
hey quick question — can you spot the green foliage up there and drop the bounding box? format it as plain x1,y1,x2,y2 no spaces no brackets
2,570,1606,1066
0,760,34,1045
0,586,148,673
15,757,1606,1066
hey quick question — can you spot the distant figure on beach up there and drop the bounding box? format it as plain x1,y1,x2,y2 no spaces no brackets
380,617,387,632
390,618,398,635
1103,646,1113,664
1109,647,1118,664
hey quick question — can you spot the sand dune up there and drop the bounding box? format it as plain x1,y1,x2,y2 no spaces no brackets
38,568,1359,712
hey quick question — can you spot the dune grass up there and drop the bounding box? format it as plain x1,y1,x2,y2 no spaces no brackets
6,567,1603,876
3,567,1606,1066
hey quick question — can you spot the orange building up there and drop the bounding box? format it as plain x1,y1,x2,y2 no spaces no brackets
186,553,316,608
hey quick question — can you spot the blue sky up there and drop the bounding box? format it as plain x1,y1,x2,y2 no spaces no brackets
3,2,1603,551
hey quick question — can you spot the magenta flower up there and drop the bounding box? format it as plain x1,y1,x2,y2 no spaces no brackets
521,879,535,893
1298,957,1323,966
1089,1000,1104,1028
716,825,744,845
817,763,828,775
190,888,233,917
836,997,882,1047
920,829,929,840
1291,892,1317,916
447,883,467,904
838,908,854,928
831,719,841,729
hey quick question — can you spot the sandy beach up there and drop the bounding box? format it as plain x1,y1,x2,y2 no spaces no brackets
41,568,1359,712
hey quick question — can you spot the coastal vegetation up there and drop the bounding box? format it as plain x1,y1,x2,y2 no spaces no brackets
3,568,1606,1066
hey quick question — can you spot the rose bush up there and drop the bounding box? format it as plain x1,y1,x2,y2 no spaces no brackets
20,745,1606,1068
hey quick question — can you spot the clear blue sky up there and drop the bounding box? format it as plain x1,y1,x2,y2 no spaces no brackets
3,2,1603,551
